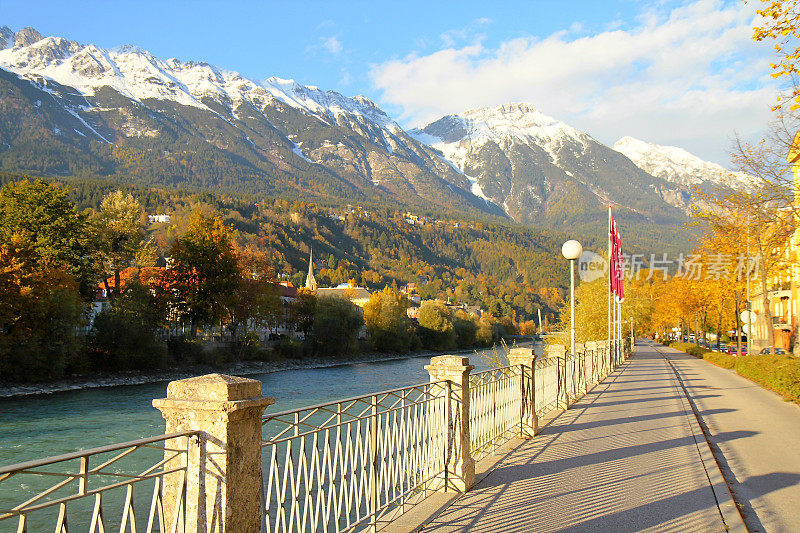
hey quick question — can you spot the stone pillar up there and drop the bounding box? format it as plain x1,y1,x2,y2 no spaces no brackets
545,344,568,409
153,374,274,533
508,347,538,438
425,355,475,492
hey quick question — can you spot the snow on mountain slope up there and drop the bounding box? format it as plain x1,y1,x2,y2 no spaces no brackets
0,26,497,216
412,103,589,173
613,136,756,190
0,26,399,135
413,103,687,227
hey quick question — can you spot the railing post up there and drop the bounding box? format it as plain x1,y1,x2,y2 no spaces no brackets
546,345,568,409
153,373,274,532
508,348,538,438
574,343,586,394
585,341,598,386
369,394,379,533
425,355,475,493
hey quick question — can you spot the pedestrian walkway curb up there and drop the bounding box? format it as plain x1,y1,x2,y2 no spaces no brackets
651,342,748,533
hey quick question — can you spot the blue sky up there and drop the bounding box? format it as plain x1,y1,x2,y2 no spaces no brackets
0,0,782,165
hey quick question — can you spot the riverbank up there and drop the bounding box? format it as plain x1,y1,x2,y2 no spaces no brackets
0,342,532,398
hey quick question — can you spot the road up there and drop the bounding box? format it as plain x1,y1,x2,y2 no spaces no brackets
657,341,800,532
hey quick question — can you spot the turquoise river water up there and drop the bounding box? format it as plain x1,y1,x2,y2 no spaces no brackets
0,345,535,531
0,345,525,467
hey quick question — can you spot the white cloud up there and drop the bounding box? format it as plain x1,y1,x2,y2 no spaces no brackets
369,0,778,166
322,36,343,55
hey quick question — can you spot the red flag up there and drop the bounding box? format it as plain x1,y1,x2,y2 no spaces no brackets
615,226,624,300
608,210,624,300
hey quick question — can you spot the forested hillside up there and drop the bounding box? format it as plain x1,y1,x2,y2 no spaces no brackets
0,172,574,320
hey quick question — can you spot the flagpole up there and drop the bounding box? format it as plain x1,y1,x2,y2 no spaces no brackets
607,206,612,371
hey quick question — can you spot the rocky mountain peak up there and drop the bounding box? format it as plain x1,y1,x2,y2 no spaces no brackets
459,102,581,141
612,136,756,190
0,26,13,49
14,27,43,48
352,94,380,111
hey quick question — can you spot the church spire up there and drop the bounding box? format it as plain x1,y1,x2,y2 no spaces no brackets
305,248,317,291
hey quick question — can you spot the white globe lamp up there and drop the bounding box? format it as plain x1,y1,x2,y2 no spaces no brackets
561,240,583,261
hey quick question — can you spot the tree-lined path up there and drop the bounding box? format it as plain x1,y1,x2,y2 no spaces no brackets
414,344,747,532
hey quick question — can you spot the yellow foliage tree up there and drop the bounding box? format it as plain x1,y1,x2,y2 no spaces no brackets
752,0,800,109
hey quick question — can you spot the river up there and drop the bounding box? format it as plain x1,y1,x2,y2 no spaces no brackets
0,344,532,467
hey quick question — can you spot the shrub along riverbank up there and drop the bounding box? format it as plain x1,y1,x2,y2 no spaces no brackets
666,342,800,403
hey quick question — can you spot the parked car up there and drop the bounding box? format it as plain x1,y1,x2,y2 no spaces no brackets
759,347,787,355
715,342,727,352
728,344,748,356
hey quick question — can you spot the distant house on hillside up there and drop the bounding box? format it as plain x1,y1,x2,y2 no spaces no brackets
148,214,171,224
316,283,372,308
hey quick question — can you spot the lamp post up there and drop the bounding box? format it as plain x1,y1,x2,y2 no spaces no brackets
562,240,583,356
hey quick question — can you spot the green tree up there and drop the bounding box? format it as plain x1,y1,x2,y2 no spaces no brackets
311,296,364,356
452,311,478,348
288,288,317,339
418,301,456,350
94,190,151,303
90,279,166,370
0,179,94,297
228,278,281,340
163,213,240,335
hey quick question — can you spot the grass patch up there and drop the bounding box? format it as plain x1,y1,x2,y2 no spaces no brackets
671,342,712,358
735,355,800,403
701,351,736,369
668,342,800,402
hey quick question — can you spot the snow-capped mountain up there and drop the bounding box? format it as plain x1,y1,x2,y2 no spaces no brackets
0,26,490,214
0,25,701,246
613,136,756,191
0,26,397,133
413,103,688,229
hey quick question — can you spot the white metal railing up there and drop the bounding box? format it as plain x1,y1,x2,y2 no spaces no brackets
0,338,634,533
535,357,559,414
565,354,582,403
260,381,452,532
0,432,196,533
469,366,522,461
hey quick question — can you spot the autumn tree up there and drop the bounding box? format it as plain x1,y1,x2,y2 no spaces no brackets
696,190,793,351
0,234,85,380
752,0,800,110
418,300,456,350
364,288,412,352
163,213,240,335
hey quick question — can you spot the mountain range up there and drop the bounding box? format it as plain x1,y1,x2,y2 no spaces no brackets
0,26,750,249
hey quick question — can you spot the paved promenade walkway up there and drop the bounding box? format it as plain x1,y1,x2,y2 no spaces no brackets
419,344,742,532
